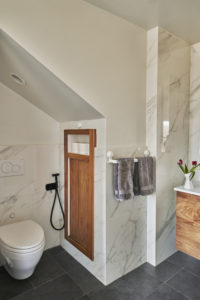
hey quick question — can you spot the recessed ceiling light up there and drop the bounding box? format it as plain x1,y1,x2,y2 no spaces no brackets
10,73,26,86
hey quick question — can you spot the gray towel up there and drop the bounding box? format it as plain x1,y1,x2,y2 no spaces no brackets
137,157,154,195
113,158,135,201
133,163,140,196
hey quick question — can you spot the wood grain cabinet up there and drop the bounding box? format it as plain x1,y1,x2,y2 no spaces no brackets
176,191,200,259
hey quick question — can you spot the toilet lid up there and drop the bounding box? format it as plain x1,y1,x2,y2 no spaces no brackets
0,220,45,250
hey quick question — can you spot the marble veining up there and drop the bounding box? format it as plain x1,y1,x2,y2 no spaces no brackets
189,43,200,182
146,27,190,266
106,145,147,284
156,28,190,264
0,144,61,249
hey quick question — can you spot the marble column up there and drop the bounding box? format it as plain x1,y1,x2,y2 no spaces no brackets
146,27,190,265
189,43,200,181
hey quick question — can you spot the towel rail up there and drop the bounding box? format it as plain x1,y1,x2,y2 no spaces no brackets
107,151,138,164
107,149,150,164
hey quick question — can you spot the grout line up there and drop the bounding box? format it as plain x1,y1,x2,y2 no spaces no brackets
30,273,66,289
165,282,192,300
182,267,200,280
163,266,184,284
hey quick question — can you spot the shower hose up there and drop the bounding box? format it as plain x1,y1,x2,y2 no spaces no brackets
50,174,65,231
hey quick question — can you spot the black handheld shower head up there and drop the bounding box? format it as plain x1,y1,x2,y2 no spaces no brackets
52,173,59,177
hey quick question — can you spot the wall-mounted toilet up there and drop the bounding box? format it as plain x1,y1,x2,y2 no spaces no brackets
0,220,45,280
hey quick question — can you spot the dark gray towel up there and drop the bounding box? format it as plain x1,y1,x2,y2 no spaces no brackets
113,158,135,201
137,157,154,195
133,163,140,196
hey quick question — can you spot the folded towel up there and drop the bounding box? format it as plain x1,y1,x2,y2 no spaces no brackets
113,158,135,201
133,163,140,196
137,157,154,195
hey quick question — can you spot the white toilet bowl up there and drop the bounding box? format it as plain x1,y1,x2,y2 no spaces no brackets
0,220,45,280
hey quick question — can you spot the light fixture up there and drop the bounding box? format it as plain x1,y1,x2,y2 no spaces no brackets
10,73,26,86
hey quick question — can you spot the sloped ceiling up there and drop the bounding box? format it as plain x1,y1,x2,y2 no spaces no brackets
0,30,103,122
84,0,200,44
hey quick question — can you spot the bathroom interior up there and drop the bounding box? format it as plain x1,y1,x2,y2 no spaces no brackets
1,0,200,299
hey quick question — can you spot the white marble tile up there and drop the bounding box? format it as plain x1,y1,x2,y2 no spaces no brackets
189,43,200,182
146,27,190,266
0,144,60,249
146,28,158,265
105,145,147,284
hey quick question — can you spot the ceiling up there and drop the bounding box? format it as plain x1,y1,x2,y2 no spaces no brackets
0,30,103,122
84,0,200,44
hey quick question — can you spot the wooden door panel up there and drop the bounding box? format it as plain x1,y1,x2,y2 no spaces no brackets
78,160,89,249
69,159,79,242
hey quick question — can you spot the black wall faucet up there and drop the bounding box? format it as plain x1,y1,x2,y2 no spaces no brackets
45,173,65,231
45,173,59,191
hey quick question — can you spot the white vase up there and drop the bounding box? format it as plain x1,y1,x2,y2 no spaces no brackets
184,173,194,189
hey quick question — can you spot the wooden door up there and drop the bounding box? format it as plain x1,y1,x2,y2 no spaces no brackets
64,129,96,260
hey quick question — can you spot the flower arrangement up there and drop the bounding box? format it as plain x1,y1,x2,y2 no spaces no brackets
177,159,200,180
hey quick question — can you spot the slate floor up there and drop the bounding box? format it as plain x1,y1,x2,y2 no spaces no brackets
1,246,200,300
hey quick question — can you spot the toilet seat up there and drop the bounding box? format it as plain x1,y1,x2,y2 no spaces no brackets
0,220,45,280
0,220,45,251
0,238,45,254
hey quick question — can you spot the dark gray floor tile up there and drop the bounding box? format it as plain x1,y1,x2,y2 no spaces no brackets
88,286,131,300
183,262,200,278
36,274,83,300
168,251,200,278
94,268,161,300
1,246,200,300
47,246,65,256
146,284,189,300
40,250,51,262
29,255,64,287
10,289,38,300
141,260,181,282
108,267,162,300
168,251,198,268
167,269,200,300
120,273,161,299
78,296,91,300
66,263,103,293
53,251,81,272
0,267,32,300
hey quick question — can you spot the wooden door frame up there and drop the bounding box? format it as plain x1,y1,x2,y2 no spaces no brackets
64,129,96,260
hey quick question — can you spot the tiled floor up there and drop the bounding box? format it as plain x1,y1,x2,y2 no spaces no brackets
1,247,200,300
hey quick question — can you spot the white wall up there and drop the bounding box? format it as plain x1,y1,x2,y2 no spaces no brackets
0,82,59,145
0,82,61,249
0,0,146,148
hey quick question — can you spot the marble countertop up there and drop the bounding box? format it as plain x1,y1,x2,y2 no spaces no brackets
174,183,200,196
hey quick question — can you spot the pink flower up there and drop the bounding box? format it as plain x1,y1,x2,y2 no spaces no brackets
192,161,197,166
178,159,183,165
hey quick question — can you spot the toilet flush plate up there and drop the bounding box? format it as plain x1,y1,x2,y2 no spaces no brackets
0,160,24,177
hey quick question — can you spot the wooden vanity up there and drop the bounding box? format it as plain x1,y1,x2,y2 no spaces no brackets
175,186,200,260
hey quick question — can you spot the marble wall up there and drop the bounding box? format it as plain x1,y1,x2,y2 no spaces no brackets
146,27,158,265
106,146,147,284
0,145,61,249
60,119,107,284
146,27,190,265
0,83,61,250
189,43,200,181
